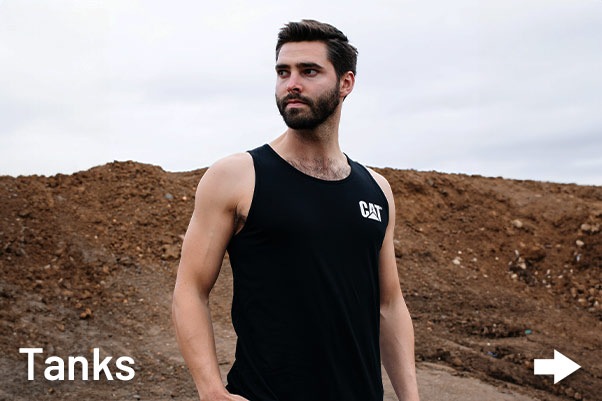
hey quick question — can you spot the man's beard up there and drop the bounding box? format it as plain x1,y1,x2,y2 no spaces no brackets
276,82,341,130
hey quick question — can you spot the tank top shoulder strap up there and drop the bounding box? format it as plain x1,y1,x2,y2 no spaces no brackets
347,158,388,206
247,144,281,175
248,143,277,162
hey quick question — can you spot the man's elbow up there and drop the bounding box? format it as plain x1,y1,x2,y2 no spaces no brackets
171,286,184,329
172,283,201,320
380,286,404,311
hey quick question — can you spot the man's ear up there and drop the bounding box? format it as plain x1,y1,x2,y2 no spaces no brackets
339,71,355,99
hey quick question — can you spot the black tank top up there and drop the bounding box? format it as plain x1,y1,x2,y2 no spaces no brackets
225,144,388,401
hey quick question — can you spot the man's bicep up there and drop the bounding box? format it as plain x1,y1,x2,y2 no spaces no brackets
375,174,403,307
378,217,403,307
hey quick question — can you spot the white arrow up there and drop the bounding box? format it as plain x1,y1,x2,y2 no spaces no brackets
534,350,581,384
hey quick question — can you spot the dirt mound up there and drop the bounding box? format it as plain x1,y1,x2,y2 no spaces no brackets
1,161,600,400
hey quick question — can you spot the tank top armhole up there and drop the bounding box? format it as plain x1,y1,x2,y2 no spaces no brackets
231,148,260,238
353,161,390,218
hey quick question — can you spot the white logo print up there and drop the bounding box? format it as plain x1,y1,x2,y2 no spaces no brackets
359,201,383,222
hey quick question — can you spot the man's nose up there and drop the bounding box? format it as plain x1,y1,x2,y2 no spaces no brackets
286,72,302,93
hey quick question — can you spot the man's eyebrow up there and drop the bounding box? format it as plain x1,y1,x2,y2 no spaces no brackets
275,62,325,70
297,62,324,70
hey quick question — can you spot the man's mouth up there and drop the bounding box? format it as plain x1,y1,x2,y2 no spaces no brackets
286,99,307,106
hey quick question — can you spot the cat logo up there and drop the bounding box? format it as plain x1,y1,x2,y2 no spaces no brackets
359,201,383,222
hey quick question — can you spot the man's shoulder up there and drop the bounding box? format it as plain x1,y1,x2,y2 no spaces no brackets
195,152,254,203
209,152,253,170
359,165,392,195
208,152,253,176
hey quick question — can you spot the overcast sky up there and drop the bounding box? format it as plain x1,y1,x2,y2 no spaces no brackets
1,0,601,185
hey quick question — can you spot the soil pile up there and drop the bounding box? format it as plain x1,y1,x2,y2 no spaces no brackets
1,161,600,400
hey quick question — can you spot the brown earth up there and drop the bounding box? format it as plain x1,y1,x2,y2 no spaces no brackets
0,161,600,401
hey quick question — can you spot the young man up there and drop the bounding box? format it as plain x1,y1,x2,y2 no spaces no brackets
172,20,420,401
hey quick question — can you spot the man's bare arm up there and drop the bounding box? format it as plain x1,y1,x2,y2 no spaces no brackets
172,154,252,401
370,170,420,401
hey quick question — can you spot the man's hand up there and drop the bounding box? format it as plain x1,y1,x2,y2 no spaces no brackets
205,392,250,401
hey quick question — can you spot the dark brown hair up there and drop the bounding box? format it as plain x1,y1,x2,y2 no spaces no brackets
276,19,358,79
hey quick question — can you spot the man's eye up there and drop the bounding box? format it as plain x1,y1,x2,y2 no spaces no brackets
277,70,289,77
305,69,318,76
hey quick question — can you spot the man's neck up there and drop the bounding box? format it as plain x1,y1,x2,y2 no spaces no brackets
270,119,351,181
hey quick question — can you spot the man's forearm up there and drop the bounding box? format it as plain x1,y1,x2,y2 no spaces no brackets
172,290,227,400
380,296,420,401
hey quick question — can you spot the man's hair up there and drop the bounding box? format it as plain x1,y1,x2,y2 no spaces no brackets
276,19,358,79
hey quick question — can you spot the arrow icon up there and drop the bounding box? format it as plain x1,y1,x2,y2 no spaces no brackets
534,350,581,384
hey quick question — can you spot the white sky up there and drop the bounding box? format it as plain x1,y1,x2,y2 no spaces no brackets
1,0,601,185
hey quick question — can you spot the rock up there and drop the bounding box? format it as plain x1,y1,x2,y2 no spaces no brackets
451,356,463,367
511,219,523,229
580,223,600,234
523,245,546,262
18,210,32,218
162,244,181,260
79,308,93,319
576,240,585,248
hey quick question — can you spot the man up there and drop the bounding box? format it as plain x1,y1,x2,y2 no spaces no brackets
172,20,420,401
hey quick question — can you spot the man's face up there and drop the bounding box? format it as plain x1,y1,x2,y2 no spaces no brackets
275,41,341,130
